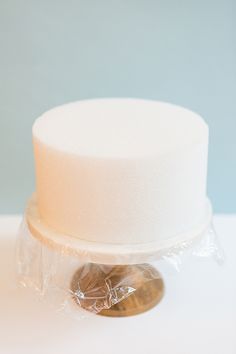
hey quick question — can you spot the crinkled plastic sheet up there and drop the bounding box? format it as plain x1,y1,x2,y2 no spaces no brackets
16,217,224,319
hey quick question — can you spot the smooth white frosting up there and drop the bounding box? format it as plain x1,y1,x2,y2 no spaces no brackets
33,98,209,245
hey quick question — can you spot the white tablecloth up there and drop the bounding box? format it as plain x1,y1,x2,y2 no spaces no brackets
0,215,235,354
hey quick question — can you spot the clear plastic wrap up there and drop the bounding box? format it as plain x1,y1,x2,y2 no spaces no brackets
16,216,224,319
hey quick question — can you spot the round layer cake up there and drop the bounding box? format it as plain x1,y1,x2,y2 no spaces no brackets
31,98,211,248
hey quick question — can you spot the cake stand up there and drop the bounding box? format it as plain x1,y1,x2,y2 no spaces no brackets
25,194,212,317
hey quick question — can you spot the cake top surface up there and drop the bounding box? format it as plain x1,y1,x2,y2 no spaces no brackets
33,98,208,158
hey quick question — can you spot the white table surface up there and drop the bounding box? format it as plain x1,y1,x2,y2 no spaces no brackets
0,215,235,354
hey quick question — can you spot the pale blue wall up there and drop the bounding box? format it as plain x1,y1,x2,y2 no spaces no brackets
0,0,235,213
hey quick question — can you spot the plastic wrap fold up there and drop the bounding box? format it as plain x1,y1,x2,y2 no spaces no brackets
16,217,223,318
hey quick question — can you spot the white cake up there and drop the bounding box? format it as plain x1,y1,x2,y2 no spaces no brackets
31,98,211,248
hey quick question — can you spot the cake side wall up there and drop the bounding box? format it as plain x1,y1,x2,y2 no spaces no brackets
33,133,209,244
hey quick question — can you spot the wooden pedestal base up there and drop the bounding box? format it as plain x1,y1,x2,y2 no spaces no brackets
71,263,164,317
